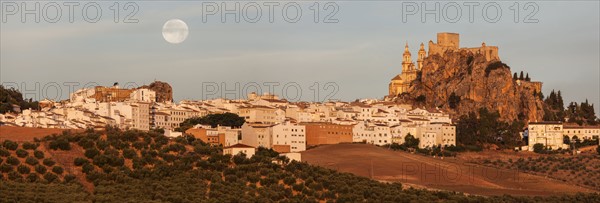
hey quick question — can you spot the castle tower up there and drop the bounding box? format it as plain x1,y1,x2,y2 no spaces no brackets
417,43,426,70
402,43,413,71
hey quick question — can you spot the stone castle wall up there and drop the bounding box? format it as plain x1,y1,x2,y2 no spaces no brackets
428,33,499,61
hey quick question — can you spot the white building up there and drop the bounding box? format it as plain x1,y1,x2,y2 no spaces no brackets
352,121,392,146
271,121,306,152
527,122,566,151
223,144,255,158
241,123,275,148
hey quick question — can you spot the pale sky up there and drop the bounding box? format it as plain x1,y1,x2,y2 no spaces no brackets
1,1,599,115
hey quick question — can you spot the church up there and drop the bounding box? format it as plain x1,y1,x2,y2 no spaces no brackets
388,43,425,97
389,33,502,97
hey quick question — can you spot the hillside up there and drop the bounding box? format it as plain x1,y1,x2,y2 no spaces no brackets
393,50,545,121
1,128,600,202
302,144,596,196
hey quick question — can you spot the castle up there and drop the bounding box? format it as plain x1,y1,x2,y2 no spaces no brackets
389,33,501,96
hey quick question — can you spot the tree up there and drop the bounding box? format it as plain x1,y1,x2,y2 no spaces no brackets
16,149,28,158
25,157,39,166
49,138,71,150
404,134,420,148
177,113,246,132
525,73,530,81
43,158,56,167
533,143,545,153
74,157,89,166
85,148,100,159
3,140,18,150
52,166,64,174
415,95,426,103
6,156,20,166
513,72,518,80
22,142,38,150
35,165,47,174
34,150,44,159
563,135,570,145
519,71,524,80
44,172,58,183
17,165,30,174
448,93,461,109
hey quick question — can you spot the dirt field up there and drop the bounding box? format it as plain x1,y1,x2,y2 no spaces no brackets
302,144,596,196
0,126,80,142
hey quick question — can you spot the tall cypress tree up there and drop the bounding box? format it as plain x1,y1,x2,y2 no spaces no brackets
519,71,524,80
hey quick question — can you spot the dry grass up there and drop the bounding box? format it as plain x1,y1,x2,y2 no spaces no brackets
302,143,596,196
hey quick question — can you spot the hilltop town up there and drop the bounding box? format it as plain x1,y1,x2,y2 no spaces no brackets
1,32,600,201
1,33,599,155
0,82,456,154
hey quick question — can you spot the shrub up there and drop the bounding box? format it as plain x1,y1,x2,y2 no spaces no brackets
78,138,95,149
82,163,94,174
25,156,39,166
2,140,18,150
33,150,44,159
485,61,509,77
0,163,14,173
85,148,100,159
27,173,39,182
64,174,77,183
44,172,58,183
0,148,10,156
415,95,426,103
52,166,64,174
123,148,137,159
93,154,110,167
96,140,109,151
6,156,20,165
18,165,30,174
8,171,22,181
16,149,28,158
74,157,89,166
42,158,56,167
35,165,47,174
49,138,71,150
533,143,545,154
21,142,38,150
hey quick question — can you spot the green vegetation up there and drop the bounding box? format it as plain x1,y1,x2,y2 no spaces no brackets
22,142,38,150
533,143,545,153
456,108,524,149
3,140,19,150
1,128,600,202
485,61,509,77
385,133,458,157
566,100,598,126
415,95,426,103
16,149,28,158
544,90,565,122
176,113,245,132
0,85,39,113
480,154,600,190
448,92,461,109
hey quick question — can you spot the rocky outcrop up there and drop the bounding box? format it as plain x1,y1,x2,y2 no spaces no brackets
392,50,544,121
137,81,173,102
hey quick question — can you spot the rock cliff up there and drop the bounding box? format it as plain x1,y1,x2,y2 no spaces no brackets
392,50,544,121
137,81,173,102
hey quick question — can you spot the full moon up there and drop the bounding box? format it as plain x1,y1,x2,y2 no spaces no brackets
162,19,189,44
